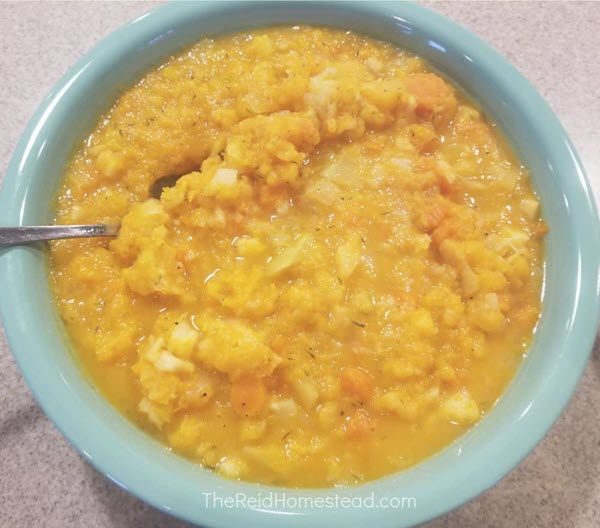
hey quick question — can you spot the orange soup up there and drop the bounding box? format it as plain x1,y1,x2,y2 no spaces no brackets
50,26,545,487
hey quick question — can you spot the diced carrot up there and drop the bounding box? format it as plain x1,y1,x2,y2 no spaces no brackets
406,73,457,128
533,221,549,236
431,215,473,248
363,138,383,155
230,376,267,417
340,367,374,402
438,176,453,195
259,185,288,208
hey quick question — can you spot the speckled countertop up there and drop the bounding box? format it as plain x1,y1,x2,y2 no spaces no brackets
0,1,598,527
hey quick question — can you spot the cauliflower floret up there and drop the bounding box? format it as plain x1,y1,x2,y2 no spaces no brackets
137,337,193,381
122,229,187,298
195,316,281,380
154,350,195,374
210,167,238,187
520,197,540,220
206,266,278,317
167,319,200,360
268,397,298,416
224,111,320,185
373,390,421,421
304,67,339,121
217,457,247,479
304,67,409,138
143,336,166,362
138,397,171,429
285,366,320,409
486,226,530,257
111,199,169,261
134,336,191,407
468,293,506,333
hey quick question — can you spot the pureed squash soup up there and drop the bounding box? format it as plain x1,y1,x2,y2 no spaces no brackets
50,26,546,487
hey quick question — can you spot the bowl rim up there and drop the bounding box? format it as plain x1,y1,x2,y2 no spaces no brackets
1,1,599,527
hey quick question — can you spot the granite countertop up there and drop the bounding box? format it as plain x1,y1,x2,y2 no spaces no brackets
0,2,598,527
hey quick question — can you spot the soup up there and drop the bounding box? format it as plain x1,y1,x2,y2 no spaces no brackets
50,26,545,487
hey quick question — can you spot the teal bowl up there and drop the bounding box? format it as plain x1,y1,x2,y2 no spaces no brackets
1,2,599,527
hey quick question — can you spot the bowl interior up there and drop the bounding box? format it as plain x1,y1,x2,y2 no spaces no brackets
0,2,598,528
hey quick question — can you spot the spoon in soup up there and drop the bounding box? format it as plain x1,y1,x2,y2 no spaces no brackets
0,174,181,248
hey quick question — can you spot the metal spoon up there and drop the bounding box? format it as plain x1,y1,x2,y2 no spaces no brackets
0,174,180,249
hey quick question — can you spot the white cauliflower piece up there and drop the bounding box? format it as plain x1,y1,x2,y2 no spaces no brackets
304,179,342,206
441,390,480,424
217,456,246,479
265,235,311,277
138,397,169,429
520,197,540,220
142,335,195,373
210,168,238,187
154,350,195,373
486,226,529,257
335,237,362,281
268,397,298,416
167,320,200,360
287,368,320,409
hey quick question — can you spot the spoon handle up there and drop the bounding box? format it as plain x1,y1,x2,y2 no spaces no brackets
0,224,120,248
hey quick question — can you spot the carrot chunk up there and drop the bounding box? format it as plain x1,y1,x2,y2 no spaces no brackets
340,367,374,402
406,73,457,128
